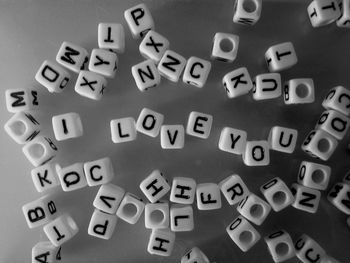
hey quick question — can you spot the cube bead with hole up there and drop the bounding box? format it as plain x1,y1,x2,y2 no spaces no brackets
52,112,83,141
84,157,114,187
226,215,261,252
183,57,211,88
170,205,194,232
170,177,196,204
75,70,107,100
253,73,282,101
32,241,60,263
31,163,60,193
35,60,71,93
196,183,222,210
337,0,350,27
160,125,185,149
98,23,125,53
132,59,160,91
218,127,247,155
219,174,250,205
243,140,270,166
322,86,350,116
260,177,294,212
56,163,87,192
5,88,39,113
22,136,58,167
268,126,298,154
233,0,262,25
295,234,326,263
22,195,57,229
158,50,186,82
181,247,210,263
265,42,298,72
297,161,331,190
4,111,40,144
111,117,137,143
290,183,321,213
211,32,239,62
328,183,350,215
139,30,170,63
145,201,169,229
88,209,117,240
93,184,125,214
222,67,253,98
124,3,154,39
265,230,296,263
43,214,79,247
116,193,145,224
186,111,213,139
89,49,118,78
316,109,350,140
284,78,315,105
147,228,175,257
237,193,271,225
302,129,338,161
140,170,170,203
308,0,341,27
56,41,88,73
136,108,164,137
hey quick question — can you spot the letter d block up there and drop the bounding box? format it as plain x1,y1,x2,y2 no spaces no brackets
88,209,117,240
57,163,87,192
147,228,176,257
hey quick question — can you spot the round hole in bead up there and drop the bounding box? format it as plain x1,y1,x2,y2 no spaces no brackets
295,83,310,99
243,0,257,13
272,191,287,205
150,209,165,225
239,230,253,244
250,204,264,218
123,203,138,218
317,138,331,153
275,242,290,256
219,38,234,53
28,143,45,159
312,169,326,184
11,120,27,136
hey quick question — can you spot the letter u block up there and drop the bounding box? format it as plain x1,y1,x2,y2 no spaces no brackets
253,73,282,101
268,126,298,154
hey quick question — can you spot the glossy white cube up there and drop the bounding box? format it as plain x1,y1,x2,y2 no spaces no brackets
56,163,87,192
328,183,350,215
181,247,210,263
32,241,60,263
147,228,176,257
211,32,239,62
52,112,83,141
75,70,107,100
89,49,118,78
158,50,186,82
337,0,350,27
253,73,282,101
186,111,213,139
136,108,164,137
93,183,125,214
160,125,185,149
308,0,341,27
98,23,125,53
56,41,88,73
170,205,194,232
110,117,137,143
295,234,326,263
297,161,331,190
291,183,321,213
183,57,211,88
222,67,253,98
237,193,271,225
265,42,297,72
22,136,58,167
139,30,169,63
243,140,270,166
132,59,160,91
284,78,315,105
88,209,117,240
219,174,250,205
140,170,170,203
170,177,196,204
233,0,262,25
218,127,247,155
316,109,350,140
322,86,350,116
5,88,39,113
264,230,296,263
196,183,222,210
145,201,170,229
84,157,114,187
268,126,298,154
124,3,154,39
31,163,60,193
116,193,145,224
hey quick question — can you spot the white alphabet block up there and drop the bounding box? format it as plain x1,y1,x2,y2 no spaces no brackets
31,163,60,193
32,241,60,263
160,125,185,149
5,88,39,113
222,67,253,98
322,86,350,116
140,30,169,63
297,161,331,190
308,0,341,27
284,78,315,105
22,136,58,167
237,193,271,225
170,177,196,204
268,126,298,153
56,41,88,73
158,50,186,82
88,209,117,240
140,170,170,203
98,23,125,53
75,70,107,100
196,183,222,210
56,163,87,192
328,183,350,215
218,127,247,155
89,49,118,78
295,234,326,263
170,205,194,232
265,42,298,72
145,201,170,229
291,183,321,213
181,247,209,263
264,230,296,263
186,111,213,139
316,109,350,140
219,174,250,205
93,183,125,214
110,117,137,143
253,73,282,100
337,0,350,27
233,0,262,25
243,140,270,166
183,57,211,88
131,59,161,91
84,157,114,187
124,3,154,39
116,193,145,224
136,108,164,137
147,228,176,256
211,32,239,62
52,112,83,141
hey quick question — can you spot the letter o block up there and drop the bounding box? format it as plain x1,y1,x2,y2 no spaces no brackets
243,140,270,166
136,108,164,137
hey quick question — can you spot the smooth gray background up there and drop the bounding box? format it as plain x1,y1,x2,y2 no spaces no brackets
0,0,350,262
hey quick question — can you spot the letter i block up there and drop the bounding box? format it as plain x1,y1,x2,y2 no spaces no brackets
218,127,247,155
111,117,137,143
56,41,89,73
75,70,107,100
182,57,211,88
222,67,253,98
32,241,61,263
88,209,117,240
186,111,213,139
140,170,170,203
196,183,222,210
219,174,250,205
136,108,164,137
265,42,298,72
124,3,154,39
132,59,161,91
84,157,115,187
52,112,83,141
147,228,176,256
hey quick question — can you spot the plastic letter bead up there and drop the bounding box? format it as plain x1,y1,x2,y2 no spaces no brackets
5,88,39,113
88,49,118,78
31,163,60,193
136,108,164,137
43,214,79,247
4,112,41,144
233,0,262,25
260,177,295,212
337,0,350,28
75,70,107,100
158,50,186,82
322,86,350,116
253,73,282,101
327,183,350,215
170,177,196,204
294,234,326,263
316,109,350,140
268,126,298,154
243,140,270,166
124,3,154,39
170,205,194,232
88,209,117,240
84,157,114,187
237,193,271,225
219,174,250,205
186,111,213,139
110,117,137,143
147,228,176,257
265,42,298,72
265,230,296,263
116,193,145,224
226,215,261,252
52,112,83,141
56,41,89,73
140,170,170,203
284,78,315,105
139,30,170,63
222,67,253,98
181,247,210,263
290,183,321,213
218,127,247,155
56,163,87,192
131,59,160,91
32,241,60,263
211,32,239,62
160,125,185,149
22,136,58,167
98,23,125,53
93,184,125,214
308,0,341,27
196,183,222,210
35,60,71,93
301,129,338,161
182,57,211,88
297,161,331,190
145,201,170,229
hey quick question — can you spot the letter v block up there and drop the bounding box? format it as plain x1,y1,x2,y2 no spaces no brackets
160,125,185,149
93,184,125,214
